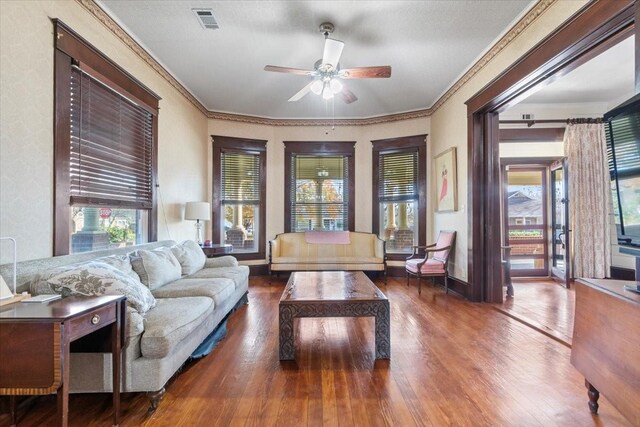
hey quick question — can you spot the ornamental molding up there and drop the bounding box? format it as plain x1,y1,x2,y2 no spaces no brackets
430,0,556,112
80,0,555,125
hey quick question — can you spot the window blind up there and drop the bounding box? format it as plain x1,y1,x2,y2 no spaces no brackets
290,155,349,231
378,150,418,202
69,67,153,208
606,112,640,179
221,151,261,204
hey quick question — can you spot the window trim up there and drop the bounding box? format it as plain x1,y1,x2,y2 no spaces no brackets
211,135,267,261
53,20,160,255
283,141,356,232
372,135,427,261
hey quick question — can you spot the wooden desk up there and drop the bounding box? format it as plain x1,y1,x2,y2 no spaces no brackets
201,244,233,258
0,295,126,427
571,279,640,425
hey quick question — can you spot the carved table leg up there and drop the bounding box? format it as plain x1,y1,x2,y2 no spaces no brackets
279,305,295,360
585,379,599,414
374,301,391,359
147,387,165,413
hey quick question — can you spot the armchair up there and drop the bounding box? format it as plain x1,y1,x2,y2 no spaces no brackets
405,231,456,294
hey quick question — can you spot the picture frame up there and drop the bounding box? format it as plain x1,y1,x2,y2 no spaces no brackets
434,147,457,212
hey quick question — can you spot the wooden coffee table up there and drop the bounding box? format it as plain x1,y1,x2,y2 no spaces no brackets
279,271,390,360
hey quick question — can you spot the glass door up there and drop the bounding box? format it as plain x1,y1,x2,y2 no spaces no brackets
550,159,571,288
504,167,548,276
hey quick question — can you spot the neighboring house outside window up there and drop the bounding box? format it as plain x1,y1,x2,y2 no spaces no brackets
372,135,427,259
53,20,160,255
284,141,355,232
212,136,266,260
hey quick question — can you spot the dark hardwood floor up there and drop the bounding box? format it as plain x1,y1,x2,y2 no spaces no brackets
1,276,630,426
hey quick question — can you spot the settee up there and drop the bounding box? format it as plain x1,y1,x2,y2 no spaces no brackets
2,240,248,410
268,231,386,278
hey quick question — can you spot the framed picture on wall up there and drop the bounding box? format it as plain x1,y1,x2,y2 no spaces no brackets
434,147,457,212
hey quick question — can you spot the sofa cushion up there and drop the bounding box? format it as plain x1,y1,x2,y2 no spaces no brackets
187,266,250,290
130,247,182,290
151,278,235,307
35,262,156,314
170,240,206,276
93,254,141,282
141,297,213,359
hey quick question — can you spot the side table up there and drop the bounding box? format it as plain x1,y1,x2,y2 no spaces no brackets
0,295,126,427
201,244,233,258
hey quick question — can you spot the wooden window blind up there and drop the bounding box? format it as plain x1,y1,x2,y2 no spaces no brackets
290,155,349,231
606,112,640,179
221,151,261,205
69,67,153,209
378,150,418,202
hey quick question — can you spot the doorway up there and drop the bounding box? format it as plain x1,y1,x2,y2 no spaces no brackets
502,166,548,277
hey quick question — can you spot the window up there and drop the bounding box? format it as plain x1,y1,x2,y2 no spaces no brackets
372,135,427,258
284,142,355,232
54,20,159,255
212,136,266,260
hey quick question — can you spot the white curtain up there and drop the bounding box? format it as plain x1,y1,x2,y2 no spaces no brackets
564,123,611,279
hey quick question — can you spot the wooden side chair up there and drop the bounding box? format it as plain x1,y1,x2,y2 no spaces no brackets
405,231,456,295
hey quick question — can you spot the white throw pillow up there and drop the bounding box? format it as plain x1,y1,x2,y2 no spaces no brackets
130,247,182,290
170,240,206,276
42,262,156,314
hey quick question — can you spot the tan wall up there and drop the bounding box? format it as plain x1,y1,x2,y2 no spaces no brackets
429,0,588,281
207,117,430,265
0,0,208,262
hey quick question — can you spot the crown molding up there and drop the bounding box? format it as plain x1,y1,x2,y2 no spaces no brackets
430,0,556,113
80,0,555,125
206,109,432,126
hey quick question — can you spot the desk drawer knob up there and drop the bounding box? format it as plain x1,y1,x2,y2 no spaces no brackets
91,314,101,325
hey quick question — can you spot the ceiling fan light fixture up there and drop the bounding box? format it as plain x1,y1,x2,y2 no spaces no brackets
310,80,323,95
330,78,343,94
322,84,334,100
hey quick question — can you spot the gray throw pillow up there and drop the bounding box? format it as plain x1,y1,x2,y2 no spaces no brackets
39,261,156,314
130,247,182,290
170,240,206,276
94,254,141,282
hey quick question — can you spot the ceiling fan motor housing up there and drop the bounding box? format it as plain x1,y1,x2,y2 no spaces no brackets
319,22,335,36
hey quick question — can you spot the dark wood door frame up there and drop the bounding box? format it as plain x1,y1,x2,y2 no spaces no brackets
465,0,635,302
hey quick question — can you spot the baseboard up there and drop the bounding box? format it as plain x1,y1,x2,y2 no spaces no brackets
610,266,635,280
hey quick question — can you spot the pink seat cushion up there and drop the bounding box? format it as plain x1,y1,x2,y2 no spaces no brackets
406,258,445,274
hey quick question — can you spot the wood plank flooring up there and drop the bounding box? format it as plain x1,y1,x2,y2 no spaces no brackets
0,276,631,426
493,278,575,346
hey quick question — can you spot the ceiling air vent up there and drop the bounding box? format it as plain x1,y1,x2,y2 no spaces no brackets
192,9,219,30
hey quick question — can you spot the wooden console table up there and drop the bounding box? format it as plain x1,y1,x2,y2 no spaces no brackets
571,279,639,425
201,244,233,258
0,295,126,427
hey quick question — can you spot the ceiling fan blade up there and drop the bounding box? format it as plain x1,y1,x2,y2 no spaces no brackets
288,81,314,102
264,65,315,76
340,86,358,104
322,38,344,68
340,66,392,79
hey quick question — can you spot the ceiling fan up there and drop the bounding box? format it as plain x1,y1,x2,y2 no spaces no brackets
264,22,391,104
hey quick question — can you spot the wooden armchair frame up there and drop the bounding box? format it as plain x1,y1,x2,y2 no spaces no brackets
405,231,456,295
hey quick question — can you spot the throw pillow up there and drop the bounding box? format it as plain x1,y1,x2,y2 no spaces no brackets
130,247,182,290
170,240,206,276
94,254,141,282
42,262,156,314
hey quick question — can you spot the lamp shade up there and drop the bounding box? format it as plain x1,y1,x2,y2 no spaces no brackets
185,202,211,221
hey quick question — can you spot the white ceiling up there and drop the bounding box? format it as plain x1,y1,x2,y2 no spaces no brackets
520,36,635,105
98,0,532,119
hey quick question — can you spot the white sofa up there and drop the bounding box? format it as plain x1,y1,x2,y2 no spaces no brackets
3,240,248,410
268,231,386,277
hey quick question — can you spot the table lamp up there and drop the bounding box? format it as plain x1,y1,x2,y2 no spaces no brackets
185,202,211,245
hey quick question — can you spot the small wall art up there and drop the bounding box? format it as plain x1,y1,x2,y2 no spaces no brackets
434,147,457,212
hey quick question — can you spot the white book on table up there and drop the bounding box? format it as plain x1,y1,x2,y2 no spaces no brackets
23,294,62,303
